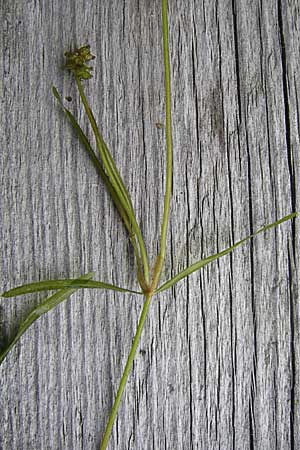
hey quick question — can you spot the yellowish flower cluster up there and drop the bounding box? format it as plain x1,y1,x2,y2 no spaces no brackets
64,44,95,80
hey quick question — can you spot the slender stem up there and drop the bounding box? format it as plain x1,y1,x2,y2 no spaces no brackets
151,0,173,290
99,2,172,447
99,293,153,450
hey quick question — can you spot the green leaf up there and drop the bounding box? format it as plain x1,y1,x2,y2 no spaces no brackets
73,79,150,283
2,277,142,298
0,272,94,365
52,87,106,177
72,81,134,215
155,212,298,294
52,87,131,229
52,87,148,285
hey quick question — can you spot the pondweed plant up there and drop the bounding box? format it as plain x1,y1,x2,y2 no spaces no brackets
1,1,298,449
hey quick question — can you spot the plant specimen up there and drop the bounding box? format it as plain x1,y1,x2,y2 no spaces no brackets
0,0,297,449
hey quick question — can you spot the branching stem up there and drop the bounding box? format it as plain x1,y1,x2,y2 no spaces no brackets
98,1,172,447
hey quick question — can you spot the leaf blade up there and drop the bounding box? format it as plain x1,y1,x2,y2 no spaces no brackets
2,277,142,298
0,272,94,365
52,87,147,286
52,87,132,228
52,87,108,180
73,80,150,283
155,213,298,294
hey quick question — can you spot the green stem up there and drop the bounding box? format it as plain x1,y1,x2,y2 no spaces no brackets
99,2,172,447
152,0,173,289
99,293,153,450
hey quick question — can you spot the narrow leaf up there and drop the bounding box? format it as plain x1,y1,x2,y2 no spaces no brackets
52,87,146,283
155,213,298,294
2,277,142,298
52,87,131,228
0,272,93,365
72,80,150,282
94,135,150,283
52,87,107,178
73,80,134,215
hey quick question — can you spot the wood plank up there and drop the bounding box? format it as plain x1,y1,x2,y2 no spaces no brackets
0,1,299,449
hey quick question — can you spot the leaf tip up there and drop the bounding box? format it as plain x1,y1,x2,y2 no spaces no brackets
52,86,59,98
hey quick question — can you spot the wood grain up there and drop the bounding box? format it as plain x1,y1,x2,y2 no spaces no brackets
0,1,299,449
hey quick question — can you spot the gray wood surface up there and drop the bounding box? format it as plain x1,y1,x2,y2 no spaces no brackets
1,1,299,449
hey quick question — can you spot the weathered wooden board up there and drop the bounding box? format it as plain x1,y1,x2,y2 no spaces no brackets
1,1,299,449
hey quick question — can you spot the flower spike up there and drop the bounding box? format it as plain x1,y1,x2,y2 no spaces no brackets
64,44,95,80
